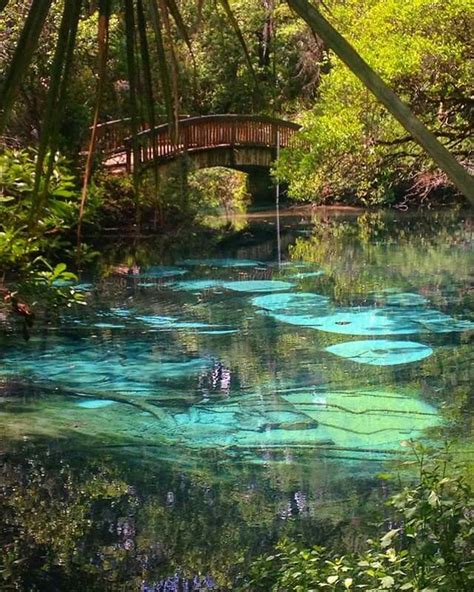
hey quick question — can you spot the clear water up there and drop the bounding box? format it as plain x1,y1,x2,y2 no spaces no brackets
1,209,473,589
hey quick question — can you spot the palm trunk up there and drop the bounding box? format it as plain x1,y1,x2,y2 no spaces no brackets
77,0,111,265
286,0,474,205
0,0,54,134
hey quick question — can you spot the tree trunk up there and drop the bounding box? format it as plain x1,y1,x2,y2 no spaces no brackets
286,0,474,205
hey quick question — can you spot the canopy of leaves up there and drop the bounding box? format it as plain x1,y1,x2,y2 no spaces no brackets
275,0,473,205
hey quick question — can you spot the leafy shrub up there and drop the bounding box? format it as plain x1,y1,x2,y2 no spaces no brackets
275,0,472,206
243,451,473,591
0,148,80,270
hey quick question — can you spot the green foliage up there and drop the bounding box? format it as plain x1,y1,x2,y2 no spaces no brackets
0,147,104,260
276,0,473,205
90,170,136,228
189,167,251,229
243,449,474,591
175,0,321,115
0,148,96,314
0,148,80,269
0,453,134,590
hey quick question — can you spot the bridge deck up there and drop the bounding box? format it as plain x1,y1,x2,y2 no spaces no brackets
95,114,303,172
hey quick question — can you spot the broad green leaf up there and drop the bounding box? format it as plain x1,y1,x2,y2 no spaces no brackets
381,575,395,588
380,529,400,548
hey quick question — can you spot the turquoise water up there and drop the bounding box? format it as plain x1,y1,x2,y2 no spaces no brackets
1,209,473,588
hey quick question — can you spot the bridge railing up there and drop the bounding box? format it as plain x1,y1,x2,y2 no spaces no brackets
123,114,303,171
93,115,192,156
93,118,132,155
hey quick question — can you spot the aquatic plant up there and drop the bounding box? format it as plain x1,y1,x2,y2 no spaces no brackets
222,280,295,293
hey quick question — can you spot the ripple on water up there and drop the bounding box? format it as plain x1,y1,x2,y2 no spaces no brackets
252,292,330,314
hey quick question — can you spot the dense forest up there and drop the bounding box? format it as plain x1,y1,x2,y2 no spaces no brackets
1,0,473,211
1,0,472,280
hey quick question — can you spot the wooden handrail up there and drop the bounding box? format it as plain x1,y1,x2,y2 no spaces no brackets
92,115,191,156
120,114,303,171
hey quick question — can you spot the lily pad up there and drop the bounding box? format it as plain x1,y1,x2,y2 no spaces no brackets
270,306,474,335
382,292,429,307
76,399,116,409
325,339,433,365
197,329,239,335
171,279,222,292
136,315,212,330
74,283,94,292
278,388,440,449
139,266,188,278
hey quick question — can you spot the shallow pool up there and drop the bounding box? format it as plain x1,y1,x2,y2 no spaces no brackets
1,209,472,588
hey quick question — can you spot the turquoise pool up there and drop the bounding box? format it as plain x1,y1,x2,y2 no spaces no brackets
1,209,472,589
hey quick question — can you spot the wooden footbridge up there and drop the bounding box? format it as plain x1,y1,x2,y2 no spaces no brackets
95,114,303,174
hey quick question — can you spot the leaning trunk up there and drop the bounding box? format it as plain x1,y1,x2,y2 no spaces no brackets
286,0,474,205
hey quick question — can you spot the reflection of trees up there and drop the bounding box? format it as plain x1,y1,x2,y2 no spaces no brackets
1,445,387,589
2,212,472,588
0,449,137,590
289,212,473,305
284,212,473,452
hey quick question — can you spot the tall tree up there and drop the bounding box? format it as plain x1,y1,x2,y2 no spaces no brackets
285,0,474,203
1,0,472,204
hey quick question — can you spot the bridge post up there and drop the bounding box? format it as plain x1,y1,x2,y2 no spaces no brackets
231,118,236,147
125,140,132,174
272,122,279,154
182,124,189,152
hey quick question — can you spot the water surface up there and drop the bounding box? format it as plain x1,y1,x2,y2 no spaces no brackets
1,209,472,589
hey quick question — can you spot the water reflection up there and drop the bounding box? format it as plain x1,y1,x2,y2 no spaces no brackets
0,208,472,588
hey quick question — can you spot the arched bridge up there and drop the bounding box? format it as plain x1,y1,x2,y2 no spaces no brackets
96,115,303,173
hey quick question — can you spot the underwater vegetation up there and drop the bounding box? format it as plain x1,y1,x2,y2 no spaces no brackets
2,249,471,458
0,211,472,590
